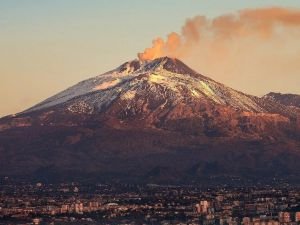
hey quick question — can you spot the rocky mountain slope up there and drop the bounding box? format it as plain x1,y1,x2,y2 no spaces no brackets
0,57,299,184
263,92,300,108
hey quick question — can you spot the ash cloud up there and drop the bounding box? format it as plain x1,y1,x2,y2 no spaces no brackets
138,7,300,61
138,7,300,95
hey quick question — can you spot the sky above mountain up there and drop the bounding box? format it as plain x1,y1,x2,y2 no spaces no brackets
1,0,300,117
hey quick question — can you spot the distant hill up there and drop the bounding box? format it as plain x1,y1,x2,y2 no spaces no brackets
263,92,300,108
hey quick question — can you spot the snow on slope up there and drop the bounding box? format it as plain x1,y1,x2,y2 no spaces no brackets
25,57,268,114
25,60,142,113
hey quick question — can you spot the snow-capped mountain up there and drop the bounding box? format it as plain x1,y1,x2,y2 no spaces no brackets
0,57,299,184
24,57,298,118
25,59,143,113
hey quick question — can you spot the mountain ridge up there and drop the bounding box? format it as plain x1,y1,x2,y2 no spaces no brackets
263,92,300,109
0,57,299,184
18,57,299,118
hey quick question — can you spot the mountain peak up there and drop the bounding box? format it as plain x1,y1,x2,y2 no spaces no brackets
20,57,300,119
143,57,199,76
107,57,197,77
24,57,202,113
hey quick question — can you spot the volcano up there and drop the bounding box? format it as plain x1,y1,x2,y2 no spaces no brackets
0,57,299,184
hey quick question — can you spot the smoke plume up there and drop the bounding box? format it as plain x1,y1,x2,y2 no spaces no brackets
138,7,300,61
138,7,300,95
